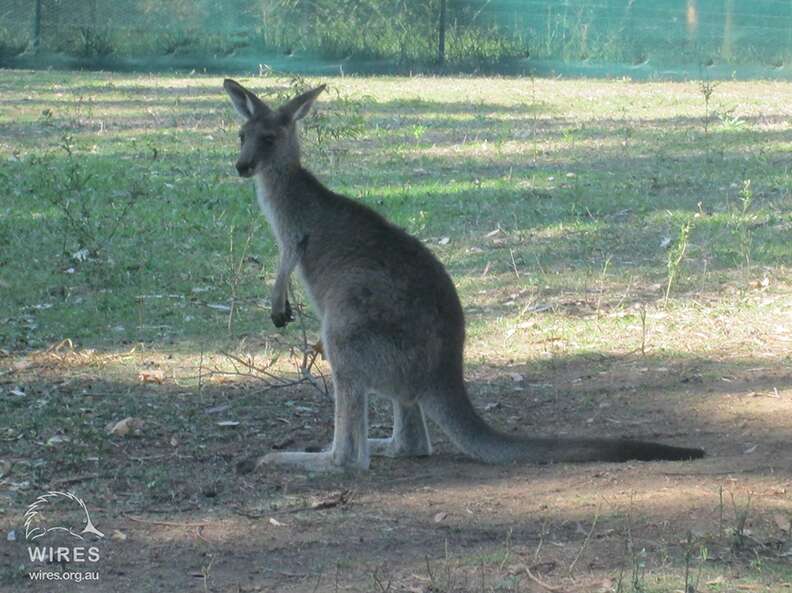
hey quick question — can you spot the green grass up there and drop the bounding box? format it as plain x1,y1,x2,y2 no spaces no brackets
1,71,790,358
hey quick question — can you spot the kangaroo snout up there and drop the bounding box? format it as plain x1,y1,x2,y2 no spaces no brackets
236,161,254,177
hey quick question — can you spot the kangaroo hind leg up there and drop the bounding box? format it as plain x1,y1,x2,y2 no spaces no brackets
369,400,432,458
330,379,370,470
250,378,369,473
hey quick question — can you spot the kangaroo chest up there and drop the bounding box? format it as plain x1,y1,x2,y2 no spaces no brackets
254,177,281,243
254,176,323,317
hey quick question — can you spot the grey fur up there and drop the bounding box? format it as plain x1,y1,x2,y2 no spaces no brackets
223,79,705,472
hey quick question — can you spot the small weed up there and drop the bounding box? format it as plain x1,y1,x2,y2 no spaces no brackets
699,77,720,167
682,532,707,593
224,224,255,336
620,106,633,152
568,508,600,576
718,109,747,132
28,150,147,259
735,179,754,276
38,108,55,128
630,548,648,592
411,124,427,144
618,495,649,593
594,255,612,315
370,564,393,593
730,491,754,551
424,540,461,593
530,75,540,165
698,78,719,137
639,304,648,357
664,218,693,306
264,73,367,156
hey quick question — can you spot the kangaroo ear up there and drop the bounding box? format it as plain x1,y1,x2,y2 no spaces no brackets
280,84,327,122
223,79,270,120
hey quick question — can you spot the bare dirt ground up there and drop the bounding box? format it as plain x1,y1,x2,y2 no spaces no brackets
2,348,791,593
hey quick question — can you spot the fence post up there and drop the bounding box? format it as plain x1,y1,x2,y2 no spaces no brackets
32,0,42,53
437,0,446,66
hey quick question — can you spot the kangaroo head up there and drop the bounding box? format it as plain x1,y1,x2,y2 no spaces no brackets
223,79,326,178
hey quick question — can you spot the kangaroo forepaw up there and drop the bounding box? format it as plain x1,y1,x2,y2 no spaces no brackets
271,300,295,328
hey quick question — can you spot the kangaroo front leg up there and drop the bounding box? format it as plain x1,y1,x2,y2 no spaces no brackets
270,249,298,328
369,401,432,458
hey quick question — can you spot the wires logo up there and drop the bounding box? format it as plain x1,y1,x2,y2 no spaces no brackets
24,490,105,542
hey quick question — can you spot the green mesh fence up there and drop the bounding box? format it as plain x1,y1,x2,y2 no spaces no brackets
2,1,792,78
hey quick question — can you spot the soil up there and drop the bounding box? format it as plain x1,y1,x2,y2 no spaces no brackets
2,353,791,593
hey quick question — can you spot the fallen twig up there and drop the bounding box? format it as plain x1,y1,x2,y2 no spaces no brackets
219,350,291,385
123,515,210,528
662,466,780,477
525,567,566,593
195,525,211,544
49,473,100,486
233,489,352,519
306,489,351,511
124,504,200,514
263,569,314,578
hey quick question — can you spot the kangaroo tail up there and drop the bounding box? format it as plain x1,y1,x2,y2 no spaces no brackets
420,385,704,464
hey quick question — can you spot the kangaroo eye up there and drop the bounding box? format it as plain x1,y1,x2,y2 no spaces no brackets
239,133,245,145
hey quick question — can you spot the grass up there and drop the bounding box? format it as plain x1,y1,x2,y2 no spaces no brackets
2,71,790,355
1,70,791,592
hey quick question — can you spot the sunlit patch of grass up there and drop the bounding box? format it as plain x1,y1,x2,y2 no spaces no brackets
1,70,790,356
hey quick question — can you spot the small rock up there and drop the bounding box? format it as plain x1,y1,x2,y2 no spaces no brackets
774,513,791,533
138,369,165,384
46,435,70,447
107,417,144,437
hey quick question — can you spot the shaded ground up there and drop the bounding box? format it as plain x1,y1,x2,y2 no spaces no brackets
1,348,791,592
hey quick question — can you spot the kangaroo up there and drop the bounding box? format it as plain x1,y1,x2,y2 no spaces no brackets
223,79,705,473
